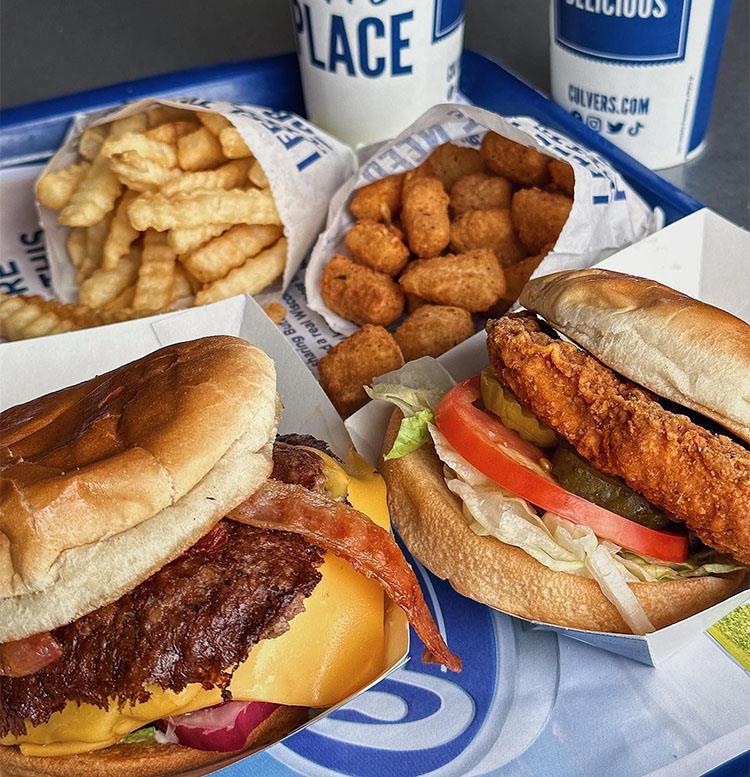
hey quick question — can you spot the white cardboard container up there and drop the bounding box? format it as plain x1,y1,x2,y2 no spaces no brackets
346,207,750,666
0,294,409,775
37,98,357,305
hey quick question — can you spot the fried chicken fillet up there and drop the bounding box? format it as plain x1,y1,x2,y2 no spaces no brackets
486,314,750,563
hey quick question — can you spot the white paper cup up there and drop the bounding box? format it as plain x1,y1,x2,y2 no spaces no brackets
291,0,465,147
550,0,732,169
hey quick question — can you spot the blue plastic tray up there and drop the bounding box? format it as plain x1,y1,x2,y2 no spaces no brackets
3,51,743,777
1,50,701,227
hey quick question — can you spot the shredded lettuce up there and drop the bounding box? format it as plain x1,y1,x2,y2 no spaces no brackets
383,409,433,460
366,366,450,460
122,726,157,744
365,382,442,417
617,552,744,582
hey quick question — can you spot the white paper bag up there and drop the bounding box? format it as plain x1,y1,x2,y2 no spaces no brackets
306,102,658,335
36,98,357,303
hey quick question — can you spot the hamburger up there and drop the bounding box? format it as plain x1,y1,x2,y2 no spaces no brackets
374,270,748,635
0,336,459,777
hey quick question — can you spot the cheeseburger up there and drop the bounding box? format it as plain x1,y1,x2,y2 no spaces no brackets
0,336,458,777
376,270,749,635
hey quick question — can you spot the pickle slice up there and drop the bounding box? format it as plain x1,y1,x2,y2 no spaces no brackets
551,445,672,531
480,368,557,448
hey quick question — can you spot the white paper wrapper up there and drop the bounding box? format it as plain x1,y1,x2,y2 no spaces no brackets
37,97,357,303
306,102,658,335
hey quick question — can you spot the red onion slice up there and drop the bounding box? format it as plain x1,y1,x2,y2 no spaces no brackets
157,700,280,752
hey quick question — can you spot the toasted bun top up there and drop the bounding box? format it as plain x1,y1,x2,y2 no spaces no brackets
520,269,750,444
0,336,277,641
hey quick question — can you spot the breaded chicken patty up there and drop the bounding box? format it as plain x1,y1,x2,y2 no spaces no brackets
486,314,750,563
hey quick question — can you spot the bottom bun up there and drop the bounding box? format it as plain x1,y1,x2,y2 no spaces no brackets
0,705,307,777
382,411,746,634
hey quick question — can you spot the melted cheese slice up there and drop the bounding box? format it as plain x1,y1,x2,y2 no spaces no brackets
2,452,389,757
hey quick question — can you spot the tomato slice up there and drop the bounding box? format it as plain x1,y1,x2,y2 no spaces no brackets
435,378,688,563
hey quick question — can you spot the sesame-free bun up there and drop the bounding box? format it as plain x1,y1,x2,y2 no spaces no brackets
0,336,278,642
382,411,745,634
0,704,306,777
520,269,750,444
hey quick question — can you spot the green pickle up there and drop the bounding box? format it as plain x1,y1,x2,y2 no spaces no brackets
480,369,557,448
551,445,671,531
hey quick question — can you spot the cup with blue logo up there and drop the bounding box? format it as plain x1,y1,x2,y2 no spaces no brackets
550,0,733,169
290,0,465,147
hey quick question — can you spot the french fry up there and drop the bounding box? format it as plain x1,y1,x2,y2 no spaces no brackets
78,247,140,308
219,127,252,159
78,125,109,161
197,111,232,136
248,159,269,188
177,127,225,171
145,120,200,144
103,191,140,269
160,159,250,196
170,265,195,304
182,223,283,283
107,113,149,141
195,237,287,305
58,157,122,227
101,284,135,314
128,188,280,231
66,228,87,269
108,151,180,191
36,161,91,211
167,223,232,255
0,294,102,341
86,215,112,265
0,294,66,339
101,132,178,169
75,212,113,282
147,105,195,127
45,298,103,328
133,230,177,311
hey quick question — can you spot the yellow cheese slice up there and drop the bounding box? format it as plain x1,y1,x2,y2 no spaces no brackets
2,452,389,757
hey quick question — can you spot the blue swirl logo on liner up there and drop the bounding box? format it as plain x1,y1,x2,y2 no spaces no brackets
264,558,561,777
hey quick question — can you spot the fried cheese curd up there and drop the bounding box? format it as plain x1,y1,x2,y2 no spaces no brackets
319,325,404,416
480,131,550,186
344,219,410,276
419,143,485,191
349,174,404,223
511,188,572,253
394,305,474,361
321,255,404,327
401,176,451,258
450,208,526,266
399,249,505,312
450,172,513,215
548,159,575,197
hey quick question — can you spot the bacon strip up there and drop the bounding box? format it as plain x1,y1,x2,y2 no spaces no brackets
0,631,62,677
229,480,461,672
